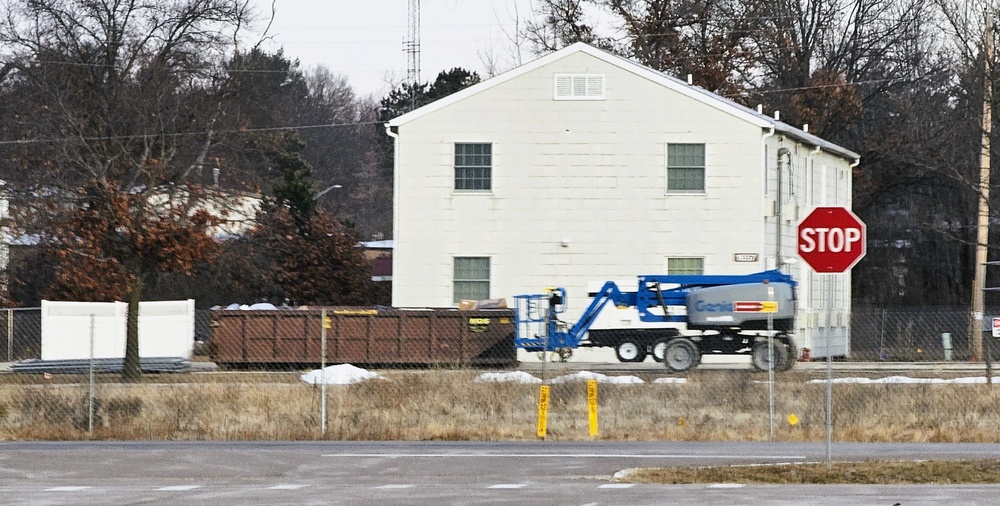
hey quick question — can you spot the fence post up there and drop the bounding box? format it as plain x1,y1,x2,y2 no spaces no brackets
6,308,12,362
88,314,95,434
878,308,886,360
321,308,327,434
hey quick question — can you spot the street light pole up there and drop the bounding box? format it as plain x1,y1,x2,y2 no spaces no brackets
314,184,342,201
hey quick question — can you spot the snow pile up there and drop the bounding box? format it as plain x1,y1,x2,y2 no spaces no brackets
224,302,278,310
474,371,543,384
550,371,644,384
653,377,688,384
808,376,1000,385
300,364,385,385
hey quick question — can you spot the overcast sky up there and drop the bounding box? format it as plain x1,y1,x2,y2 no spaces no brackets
253,0,539,98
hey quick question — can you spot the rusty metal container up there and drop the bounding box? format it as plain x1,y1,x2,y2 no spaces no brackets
209,307,516,367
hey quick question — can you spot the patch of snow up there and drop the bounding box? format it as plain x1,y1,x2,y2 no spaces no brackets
653,377,688,384
300,364,385,385
613,468,637,480
474,371,542,384
222,302,278,310
808,376,1000,384
949,376,1000,384
550,371,644,384
876,376,945,384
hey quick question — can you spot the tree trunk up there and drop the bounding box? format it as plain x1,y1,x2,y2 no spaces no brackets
122,276,144,382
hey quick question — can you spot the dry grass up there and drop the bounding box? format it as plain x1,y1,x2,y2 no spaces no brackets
621,460,1000,484
3,369,1000,441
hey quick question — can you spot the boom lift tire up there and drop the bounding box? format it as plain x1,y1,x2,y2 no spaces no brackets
650,330,682,362
663,338,700,372
651,338,668,363
777,337,797,372
615,339,647,362
557,347,573,362
751,338,789,372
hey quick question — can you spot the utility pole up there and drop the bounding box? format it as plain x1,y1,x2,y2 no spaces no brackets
971,14,994,362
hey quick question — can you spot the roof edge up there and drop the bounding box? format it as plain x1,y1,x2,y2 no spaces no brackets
387,42,859,162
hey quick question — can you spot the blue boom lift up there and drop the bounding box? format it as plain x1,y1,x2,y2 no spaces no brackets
514,270,797,372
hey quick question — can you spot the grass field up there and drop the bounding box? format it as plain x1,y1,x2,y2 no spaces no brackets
3,369,1000,442
619,460,1000,484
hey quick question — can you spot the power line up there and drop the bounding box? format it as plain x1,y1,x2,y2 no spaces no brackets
0,120,382,146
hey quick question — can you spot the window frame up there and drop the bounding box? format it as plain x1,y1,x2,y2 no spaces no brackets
666,143,706,193
454,142,493,192
666,257,705,275
453,256,491,303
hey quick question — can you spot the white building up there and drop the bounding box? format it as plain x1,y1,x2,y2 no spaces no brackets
385,42,860,357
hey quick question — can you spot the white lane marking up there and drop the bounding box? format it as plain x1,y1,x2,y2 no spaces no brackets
44,486,92,492
488,483,527,489
156,485,201,491
377,484,416,489
706,483,747,489
598,484,635,489
322,453,805,460
269,484,309,490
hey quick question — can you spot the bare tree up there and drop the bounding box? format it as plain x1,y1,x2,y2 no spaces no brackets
0,0,261,380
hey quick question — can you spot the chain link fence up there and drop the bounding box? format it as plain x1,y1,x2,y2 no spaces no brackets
851,307,1000,362
3,305,1000,442
1,307,41,361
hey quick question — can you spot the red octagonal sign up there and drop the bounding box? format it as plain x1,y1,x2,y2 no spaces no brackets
797,206,866,273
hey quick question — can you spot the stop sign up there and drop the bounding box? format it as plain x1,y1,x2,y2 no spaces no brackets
797,206,866,273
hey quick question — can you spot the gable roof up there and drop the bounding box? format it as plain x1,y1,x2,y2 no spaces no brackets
387,42,859,162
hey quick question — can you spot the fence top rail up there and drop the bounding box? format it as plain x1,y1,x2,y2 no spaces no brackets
853,307,976,313
0,307,41,312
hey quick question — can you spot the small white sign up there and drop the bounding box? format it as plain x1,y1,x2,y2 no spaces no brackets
993,317,1000,338
734,253,758,262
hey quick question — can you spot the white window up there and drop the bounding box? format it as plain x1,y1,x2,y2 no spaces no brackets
667,257,704,275
667,143,706,192
454,257,490,302
455,143,491,191
554,74,605,100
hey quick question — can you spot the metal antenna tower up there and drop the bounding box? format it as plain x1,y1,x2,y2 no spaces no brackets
405,0,421,87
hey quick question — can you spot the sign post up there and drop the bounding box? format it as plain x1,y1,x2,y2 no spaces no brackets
798,206,866,469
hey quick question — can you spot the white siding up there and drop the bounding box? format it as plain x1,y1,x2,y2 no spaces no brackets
391,47,857,358
761,139,855,357
393,52,767,318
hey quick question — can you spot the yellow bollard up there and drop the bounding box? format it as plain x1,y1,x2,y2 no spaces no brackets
587,380,598,437
537,385,550,438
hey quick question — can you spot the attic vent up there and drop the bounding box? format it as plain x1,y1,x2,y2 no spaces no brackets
554,74,605,100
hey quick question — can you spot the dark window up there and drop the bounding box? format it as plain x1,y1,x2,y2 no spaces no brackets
454,257,490,302
455,143,492,191
667,143,705,192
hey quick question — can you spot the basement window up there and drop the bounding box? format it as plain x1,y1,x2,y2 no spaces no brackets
667,257,705,275
554,74,605,100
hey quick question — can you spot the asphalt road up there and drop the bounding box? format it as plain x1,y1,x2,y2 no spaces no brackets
2,441,999,505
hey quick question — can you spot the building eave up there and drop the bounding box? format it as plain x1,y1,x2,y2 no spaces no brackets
386,42,859,163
